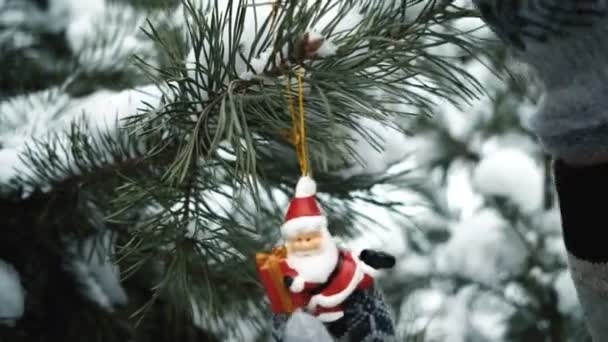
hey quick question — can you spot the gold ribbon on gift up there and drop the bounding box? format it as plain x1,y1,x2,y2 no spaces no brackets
255,246,295,313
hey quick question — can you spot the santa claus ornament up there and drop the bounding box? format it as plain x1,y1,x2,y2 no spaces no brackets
256,67,396,341
258,176,397,341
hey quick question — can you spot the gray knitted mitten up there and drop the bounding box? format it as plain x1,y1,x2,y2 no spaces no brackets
473,0,608,161
271,286,396,342
276,311,334,342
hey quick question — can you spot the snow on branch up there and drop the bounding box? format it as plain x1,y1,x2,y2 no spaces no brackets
435,208,529,286
0,259,25,325
49,0,179,73
0,84,163,194
473,148,544,213
65,230,127,312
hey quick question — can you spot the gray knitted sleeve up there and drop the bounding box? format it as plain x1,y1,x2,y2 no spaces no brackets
473,0,608,161
472,1,608,341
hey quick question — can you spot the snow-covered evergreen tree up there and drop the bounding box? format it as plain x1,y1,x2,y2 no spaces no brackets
0,0,487,341
1,0,590,341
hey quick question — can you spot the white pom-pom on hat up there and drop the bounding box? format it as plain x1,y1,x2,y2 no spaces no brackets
281,175,327,238
295,176,317,198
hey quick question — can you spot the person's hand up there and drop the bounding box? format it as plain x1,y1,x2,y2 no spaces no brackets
473,0,608,163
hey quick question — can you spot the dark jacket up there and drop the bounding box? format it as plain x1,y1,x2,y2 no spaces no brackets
554,160,608,341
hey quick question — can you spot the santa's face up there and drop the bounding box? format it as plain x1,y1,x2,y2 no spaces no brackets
285,227,339,283
286,230,323,255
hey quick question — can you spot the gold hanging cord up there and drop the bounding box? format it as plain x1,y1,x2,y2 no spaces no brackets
285,68,310,176
270,1,310,176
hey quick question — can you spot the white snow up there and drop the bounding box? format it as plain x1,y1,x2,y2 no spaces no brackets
0,259,25,324
446,162,484,218
435,101,478,142
396,253,433,279
530,207,569,262
65,230,128,311
50,0,158,71
346,199,408,256
481,132,540,157
467,290,512,341
407,132,447,166
307,31,337,58
239,49,275,81
554,271,581,316
400,286,510,342
402,287,469,342
435,208,529,285
424,288,473,342
65,84,162,136
0,84,162,190
517,98,541,132
398,288,446,334
49,0,106,41
0,0,61,32
473,148,544,213
198,1,360,83
545,236,568,264
0,148,26,186
536,206,562,235
307,3,363,41
187,1,273,87
338,118,409,179
0,88,71,148
238,29,337,80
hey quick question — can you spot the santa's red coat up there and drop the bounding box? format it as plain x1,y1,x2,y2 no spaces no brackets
280,250,374,321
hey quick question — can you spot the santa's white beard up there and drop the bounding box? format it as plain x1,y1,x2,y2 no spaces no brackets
287,232,339,284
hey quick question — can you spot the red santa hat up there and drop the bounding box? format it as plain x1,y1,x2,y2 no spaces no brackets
281,176,328,239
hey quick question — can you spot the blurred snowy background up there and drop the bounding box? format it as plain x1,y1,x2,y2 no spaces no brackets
0,0,590,341
355,8,591,342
